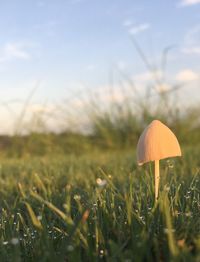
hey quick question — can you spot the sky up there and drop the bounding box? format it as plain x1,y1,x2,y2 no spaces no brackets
0,0,200,134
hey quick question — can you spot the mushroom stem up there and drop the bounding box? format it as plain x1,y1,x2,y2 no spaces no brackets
154,160,160,202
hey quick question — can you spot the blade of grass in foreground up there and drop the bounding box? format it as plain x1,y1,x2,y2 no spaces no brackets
160,193,179,257
30,190,74,225
25,202,43,230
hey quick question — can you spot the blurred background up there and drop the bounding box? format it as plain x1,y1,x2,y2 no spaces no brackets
0,0,199,156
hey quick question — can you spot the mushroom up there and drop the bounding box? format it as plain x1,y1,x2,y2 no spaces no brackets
136,120,181,202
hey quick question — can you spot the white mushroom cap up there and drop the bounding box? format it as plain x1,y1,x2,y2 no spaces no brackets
137,120,181,165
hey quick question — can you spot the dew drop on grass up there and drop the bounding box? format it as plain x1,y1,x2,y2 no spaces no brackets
96,178,107,187
167,160,174,169
185,212,192,217
37,215,42,221
67,245,74,252
164,228,176,234
184,195,190,199
74,194,81,200
11,238,19,245
99,249,104,258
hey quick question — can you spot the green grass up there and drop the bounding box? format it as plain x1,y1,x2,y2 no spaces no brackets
0,146,199,261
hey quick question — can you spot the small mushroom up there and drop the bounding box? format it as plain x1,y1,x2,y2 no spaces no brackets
136,120,181,202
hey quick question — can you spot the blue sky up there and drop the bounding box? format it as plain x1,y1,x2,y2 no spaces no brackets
0,0,200,133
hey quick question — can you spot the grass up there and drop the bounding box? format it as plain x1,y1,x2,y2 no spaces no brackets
0,146,199,261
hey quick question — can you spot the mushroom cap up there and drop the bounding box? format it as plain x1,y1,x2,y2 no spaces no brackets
137,120,181,165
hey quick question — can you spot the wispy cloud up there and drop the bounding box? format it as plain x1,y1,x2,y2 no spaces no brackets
5,43,30,60
0,42,31,63
179,0,200,7
123,19,150,35
175,69,199,82
182,46,200,54
128,23,150,35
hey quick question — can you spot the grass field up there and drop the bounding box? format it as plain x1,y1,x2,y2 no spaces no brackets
0,145,199,261
0,85,199,261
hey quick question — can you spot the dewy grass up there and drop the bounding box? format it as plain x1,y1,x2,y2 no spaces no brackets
0,147,199,261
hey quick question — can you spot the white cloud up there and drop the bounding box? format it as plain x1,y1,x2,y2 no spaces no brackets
179,0,200,6
4,43,30,60
0,69,198,134
132,71,173,94
175,69,199,82
0,42,31,63
128,23,150,35
123,19,150,35
182,46,200,54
